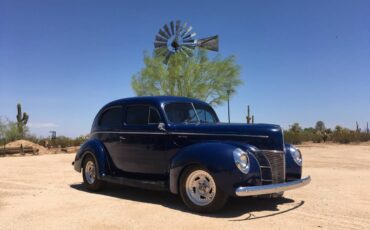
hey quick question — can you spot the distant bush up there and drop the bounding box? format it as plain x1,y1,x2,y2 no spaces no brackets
284,122,370,144
39,135,88,148
1,116,88,148
0,117,27,144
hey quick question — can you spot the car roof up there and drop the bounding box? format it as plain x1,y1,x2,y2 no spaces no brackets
103,96,211,108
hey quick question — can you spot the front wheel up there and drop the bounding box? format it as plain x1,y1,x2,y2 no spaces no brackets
82,155,106,191
179,166,228,213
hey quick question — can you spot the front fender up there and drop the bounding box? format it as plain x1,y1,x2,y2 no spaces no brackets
285,143,302,181
73,139,110,179
169,142,262,196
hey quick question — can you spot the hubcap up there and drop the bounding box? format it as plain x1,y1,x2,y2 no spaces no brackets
185,170,216,206
84,161,96,184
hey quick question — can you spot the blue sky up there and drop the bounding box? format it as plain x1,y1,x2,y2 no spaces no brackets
1,0,369,137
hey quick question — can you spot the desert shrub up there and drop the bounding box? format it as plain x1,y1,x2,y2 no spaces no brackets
332,128,353,143
72,135,88,146
284,131,302,144
46,135,88,148
311,132,323,143
284,122,370,144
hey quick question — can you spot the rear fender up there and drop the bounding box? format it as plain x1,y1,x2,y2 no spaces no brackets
73,139,110,179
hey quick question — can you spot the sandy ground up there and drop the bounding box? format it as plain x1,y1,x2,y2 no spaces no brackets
0,144,370,230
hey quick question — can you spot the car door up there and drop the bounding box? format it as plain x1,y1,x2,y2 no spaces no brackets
97,106,124,166
112,104,171,176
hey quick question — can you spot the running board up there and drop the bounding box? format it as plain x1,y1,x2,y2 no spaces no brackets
101,175,168,191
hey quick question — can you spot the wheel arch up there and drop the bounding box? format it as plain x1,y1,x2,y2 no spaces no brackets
169,141,260,196
73,139,110,179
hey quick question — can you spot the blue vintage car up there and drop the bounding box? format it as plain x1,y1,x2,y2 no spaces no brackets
73,96,310,212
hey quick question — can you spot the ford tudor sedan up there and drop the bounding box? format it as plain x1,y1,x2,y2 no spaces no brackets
73,96,310,213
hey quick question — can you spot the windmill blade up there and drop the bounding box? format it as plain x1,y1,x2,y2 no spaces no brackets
154,47,167,56
177,47,188,57
181,46,194,57
154,41,167,48
170,21,175,35
183,32,196,40
179,22,188,36
182,44,195,50
155,35,167,43
163,24,172,37
183,38,196,44
181,26,192,37
164,50,173,64
182,43,196,50
158,28,170,39
197,35,219,51
175,20,181,35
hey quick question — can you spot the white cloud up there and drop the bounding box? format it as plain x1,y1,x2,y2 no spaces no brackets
28,122,58,128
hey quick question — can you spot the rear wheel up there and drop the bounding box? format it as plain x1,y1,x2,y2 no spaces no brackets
82,155,105,191
179,166,228,213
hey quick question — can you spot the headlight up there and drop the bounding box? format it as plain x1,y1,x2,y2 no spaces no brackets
290,146,302,166
233,148,250,174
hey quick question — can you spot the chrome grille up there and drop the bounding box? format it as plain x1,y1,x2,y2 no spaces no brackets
252,150,285,184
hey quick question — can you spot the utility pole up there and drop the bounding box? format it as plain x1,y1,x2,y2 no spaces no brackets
227,89,231,123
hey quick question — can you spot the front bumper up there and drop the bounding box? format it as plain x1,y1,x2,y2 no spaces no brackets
235,176,311,196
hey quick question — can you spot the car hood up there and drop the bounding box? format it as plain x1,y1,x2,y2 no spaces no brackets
168,123,285,151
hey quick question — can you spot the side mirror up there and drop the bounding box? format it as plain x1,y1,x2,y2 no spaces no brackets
158,122,167,132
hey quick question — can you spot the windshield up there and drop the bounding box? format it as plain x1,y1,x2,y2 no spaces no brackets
165,102,219,124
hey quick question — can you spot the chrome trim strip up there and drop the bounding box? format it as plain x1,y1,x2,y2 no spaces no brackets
169,132,269,138
256,149,284,153
235,176,311,196
91,131,167,135
90,131,269,139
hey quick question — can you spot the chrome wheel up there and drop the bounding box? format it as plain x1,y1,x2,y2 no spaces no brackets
185,170,216,206
84,160,96,184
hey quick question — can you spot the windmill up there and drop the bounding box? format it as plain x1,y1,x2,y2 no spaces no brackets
154,20,219,63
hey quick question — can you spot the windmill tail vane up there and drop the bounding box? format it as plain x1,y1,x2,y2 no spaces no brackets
154,20,219,64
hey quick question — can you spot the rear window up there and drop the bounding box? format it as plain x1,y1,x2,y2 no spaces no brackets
99,107,123,128
125,105,161,125
125,105,149,125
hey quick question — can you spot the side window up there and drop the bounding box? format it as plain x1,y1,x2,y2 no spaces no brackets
149,108,161,124
125,105,149,125
99,107,123,128
194,104,218,123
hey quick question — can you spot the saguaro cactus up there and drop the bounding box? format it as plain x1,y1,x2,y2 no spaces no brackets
16,103,29,136
246,105,255,124
356,121,360,132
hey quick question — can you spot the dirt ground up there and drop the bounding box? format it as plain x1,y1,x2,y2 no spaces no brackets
0,144,370,230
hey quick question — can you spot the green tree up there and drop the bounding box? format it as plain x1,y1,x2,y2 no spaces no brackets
131,50,242,106
335,125,343,133
315,121,326,132
290,123,302,133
